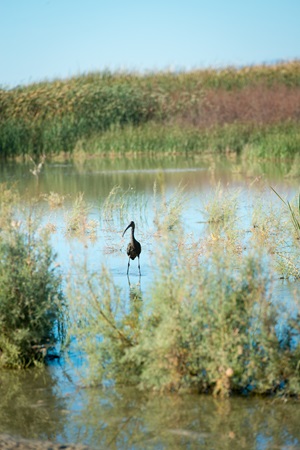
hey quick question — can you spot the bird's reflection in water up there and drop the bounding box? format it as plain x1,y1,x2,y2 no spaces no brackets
127,273,141,289
127,274,143,336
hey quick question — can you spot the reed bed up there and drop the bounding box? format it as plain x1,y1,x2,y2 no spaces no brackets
1,60,300,159
81,121,300,159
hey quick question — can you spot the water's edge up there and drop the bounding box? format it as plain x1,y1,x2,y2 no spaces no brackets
0,434,91,450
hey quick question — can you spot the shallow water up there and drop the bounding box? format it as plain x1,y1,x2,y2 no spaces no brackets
1,362,300,449
0,155,300,449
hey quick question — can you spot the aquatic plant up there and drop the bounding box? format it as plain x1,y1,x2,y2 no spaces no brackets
152,181,187,233
201,182,240,225
271,186,300,240
65,192,95,237
42,191,67,209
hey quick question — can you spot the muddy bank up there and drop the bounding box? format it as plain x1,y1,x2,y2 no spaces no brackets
0,434,91,450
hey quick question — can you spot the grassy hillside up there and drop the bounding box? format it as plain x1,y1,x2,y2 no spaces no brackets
1,60,300,159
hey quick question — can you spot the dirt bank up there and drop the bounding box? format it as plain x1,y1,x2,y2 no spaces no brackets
0,434,91,450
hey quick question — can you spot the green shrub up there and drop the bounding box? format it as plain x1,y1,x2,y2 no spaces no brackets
69,227,300,396
0,213,65,368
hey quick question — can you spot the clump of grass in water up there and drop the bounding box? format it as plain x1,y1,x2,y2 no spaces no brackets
271,186,300,240
269,186,300,279
201,182,240,225
250,195,286,257
199,183,242,255
101,185,148,228
102,185,131,224
66,192,98,237
42,191,67,209
152,181,187,233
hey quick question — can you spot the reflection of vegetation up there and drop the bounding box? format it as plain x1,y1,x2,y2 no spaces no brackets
0,368,66,440
68,386,300,449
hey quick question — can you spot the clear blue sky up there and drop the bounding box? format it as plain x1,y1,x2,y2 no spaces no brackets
1,0,299,87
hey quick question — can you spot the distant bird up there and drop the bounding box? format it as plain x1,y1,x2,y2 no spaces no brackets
122,221,141,275
29,154,46,177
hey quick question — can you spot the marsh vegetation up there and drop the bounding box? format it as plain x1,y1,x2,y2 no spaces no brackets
1,60,300,160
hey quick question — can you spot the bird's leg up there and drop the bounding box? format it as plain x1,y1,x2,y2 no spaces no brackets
138,256,141,276
127,257,131,275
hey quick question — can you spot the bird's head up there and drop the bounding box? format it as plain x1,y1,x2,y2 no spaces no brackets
122,221,135,237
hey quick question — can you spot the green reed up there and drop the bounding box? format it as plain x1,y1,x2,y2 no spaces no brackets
271,186,300,239
81,121,300,159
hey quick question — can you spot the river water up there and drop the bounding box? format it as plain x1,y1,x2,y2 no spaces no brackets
0,155,300,449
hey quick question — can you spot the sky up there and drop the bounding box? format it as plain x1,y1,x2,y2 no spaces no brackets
1,0,300,87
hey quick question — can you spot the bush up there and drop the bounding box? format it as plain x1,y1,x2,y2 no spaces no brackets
0,209,65,368
69,227,300,396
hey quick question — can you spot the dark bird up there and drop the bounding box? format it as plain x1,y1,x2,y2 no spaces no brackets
122,221,141,275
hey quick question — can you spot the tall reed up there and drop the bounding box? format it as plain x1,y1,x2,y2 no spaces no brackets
1,60,300,159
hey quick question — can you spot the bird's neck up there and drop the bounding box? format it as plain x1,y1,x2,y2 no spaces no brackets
130,227,135,242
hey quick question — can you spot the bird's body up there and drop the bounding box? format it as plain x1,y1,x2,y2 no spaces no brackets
122,221,141,275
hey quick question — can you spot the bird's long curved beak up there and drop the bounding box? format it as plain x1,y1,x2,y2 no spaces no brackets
122,223,132,237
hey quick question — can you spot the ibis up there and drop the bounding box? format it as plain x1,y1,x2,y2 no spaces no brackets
122,221,141,276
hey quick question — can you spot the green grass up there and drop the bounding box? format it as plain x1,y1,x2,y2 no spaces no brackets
81,121,300,159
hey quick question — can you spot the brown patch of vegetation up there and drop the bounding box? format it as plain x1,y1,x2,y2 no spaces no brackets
172,84,300,128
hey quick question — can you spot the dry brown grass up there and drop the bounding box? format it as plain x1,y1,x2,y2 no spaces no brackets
171,84,300,128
